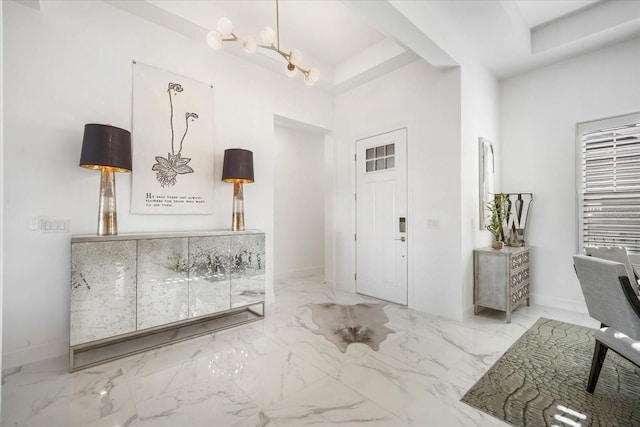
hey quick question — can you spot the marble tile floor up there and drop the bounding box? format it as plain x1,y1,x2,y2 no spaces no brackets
1,276,598,427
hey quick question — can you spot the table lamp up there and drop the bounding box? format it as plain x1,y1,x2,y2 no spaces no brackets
222,148,254,231
79,124,132,236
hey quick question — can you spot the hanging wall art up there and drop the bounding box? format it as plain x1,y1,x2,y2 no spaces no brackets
478,137,495,229
131,62,214,214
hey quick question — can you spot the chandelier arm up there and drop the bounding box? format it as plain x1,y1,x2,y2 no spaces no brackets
257,44,310,75
222,33,240,43
258,44,289,61
276,0,281,51
296,65,311,75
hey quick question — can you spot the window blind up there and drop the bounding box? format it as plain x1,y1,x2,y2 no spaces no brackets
581,122,640,254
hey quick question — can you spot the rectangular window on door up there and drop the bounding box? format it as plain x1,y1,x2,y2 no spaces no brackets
365,143,395,173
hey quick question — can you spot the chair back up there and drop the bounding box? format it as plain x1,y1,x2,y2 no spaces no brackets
573,254,640,341
585,246,636,282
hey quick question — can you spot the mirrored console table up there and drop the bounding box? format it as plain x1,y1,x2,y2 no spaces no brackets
70,230,265,371
473,246,530,323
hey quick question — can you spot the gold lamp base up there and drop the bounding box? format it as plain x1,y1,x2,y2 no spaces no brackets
232,182,245,231
97,168,118,236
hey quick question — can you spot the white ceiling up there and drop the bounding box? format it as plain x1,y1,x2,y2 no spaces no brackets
515,0,600,28
142,0,386,67
103,0,640,93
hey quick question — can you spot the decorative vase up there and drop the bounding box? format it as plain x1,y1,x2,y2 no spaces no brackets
492,240,504,250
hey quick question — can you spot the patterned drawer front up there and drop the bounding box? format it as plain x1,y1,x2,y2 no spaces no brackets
511,251,529,270
510,268,530,289
511,286,529,306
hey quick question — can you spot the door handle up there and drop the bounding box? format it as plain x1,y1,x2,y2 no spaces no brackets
395,236,406,242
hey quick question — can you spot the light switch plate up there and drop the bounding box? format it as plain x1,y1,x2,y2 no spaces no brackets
30,216,70,233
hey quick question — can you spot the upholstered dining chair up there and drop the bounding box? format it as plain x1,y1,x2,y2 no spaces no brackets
573,255,640,393
585,246,640,295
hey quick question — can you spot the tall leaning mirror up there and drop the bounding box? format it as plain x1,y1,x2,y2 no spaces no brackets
479,137,495,230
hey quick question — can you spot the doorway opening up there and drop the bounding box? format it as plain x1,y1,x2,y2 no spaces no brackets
274,117,329,282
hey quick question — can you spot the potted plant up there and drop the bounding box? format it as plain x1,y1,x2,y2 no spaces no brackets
486,193,508,250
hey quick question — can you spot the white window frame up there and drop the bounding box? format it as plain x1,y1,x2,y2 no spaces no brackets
576,111,640,264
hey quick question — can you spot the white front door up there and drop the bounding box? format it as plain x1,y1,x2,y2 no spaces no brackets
356,128,408,305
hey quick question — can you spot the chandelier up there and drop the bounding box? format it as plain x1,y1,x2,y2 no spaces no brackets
206,0,319,86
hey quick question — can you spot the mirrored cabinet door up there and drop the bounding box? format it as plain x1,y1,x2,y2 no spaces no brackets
137,237,189,330
188,236,231,318
230,234,265,308
71,240,137,346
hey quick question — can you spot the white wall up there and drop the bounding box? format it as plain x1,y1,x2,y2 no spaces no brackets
376,0,501,319
0,0,4,408
333,60,464,319
323,133,337,286
460,63,500,317
274,126,325,279
500,37,640,312
2,0,332,368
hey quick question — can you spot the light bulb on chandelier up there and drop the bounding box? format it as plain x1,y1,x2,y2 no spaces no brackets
259,26,276,46
217,17,234,38
206,0,319,86
304,67,320,86
241,35,257,54
288,49,303,66
206,30,223,50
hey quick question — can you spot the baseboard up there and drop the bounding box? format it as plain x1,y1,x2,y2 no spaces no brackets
530,293,588,314
265,290,276,305
461,294,588,323
2,339,68,371
275,266,324,282
335,280,356,294
462,305,476,321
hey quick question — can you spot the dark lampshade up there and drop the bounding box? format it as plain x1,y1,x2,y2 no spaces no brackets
222,149,254,183
80,124,132,172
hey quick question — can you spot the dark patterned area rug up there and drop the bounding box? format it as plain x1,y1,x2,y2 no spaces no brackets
308,302,394,352
462,318,640,426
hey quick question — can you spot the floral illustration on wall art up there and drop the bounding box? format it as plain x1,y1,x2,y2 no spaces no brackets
151,82,199,187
